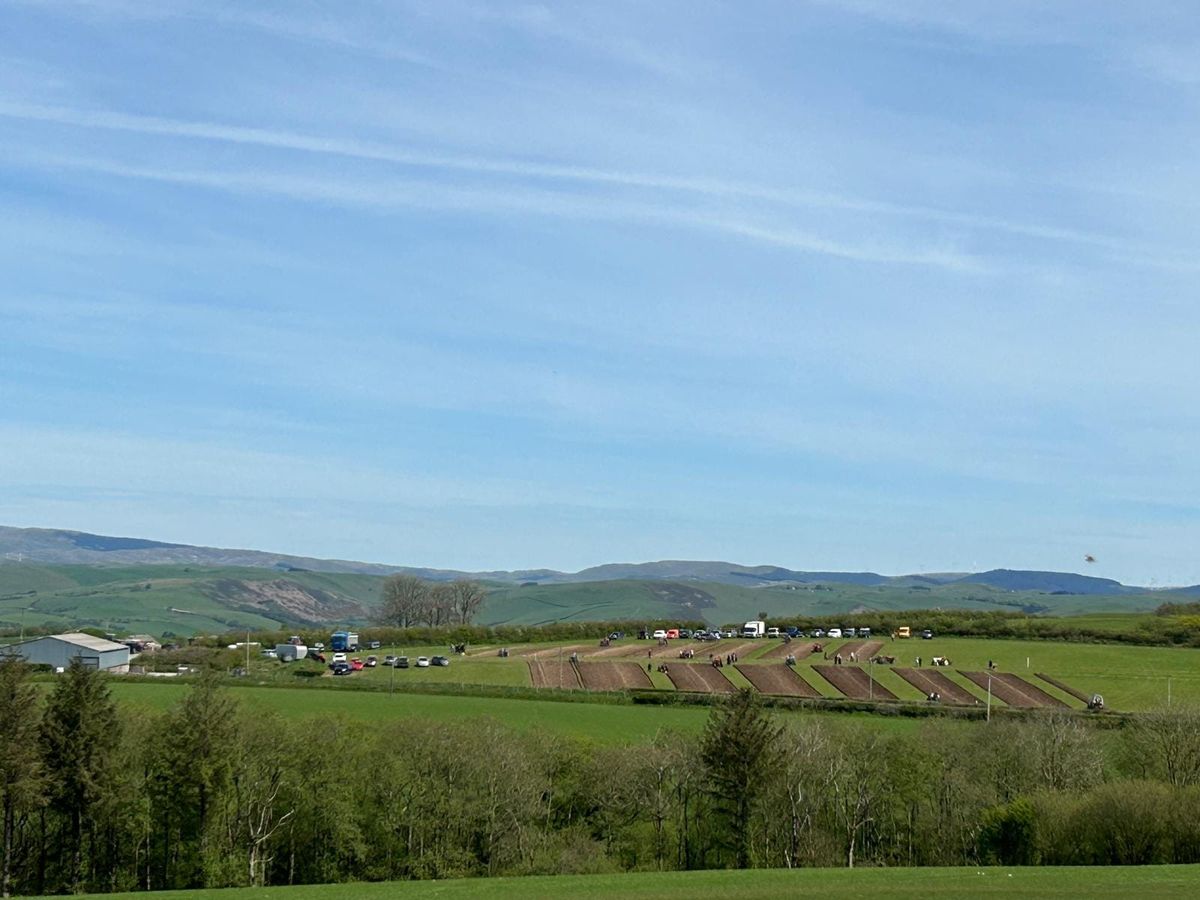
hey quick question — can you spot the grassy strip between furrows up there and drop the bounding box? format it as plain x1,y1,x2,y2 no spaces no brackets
34,865,1200,899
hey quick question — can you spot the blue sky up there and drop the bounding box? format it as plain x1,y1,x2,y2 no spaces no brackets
1,1,1198,584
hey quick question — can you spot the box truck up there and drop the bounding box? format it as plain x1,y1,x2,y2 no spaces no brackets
742,620,766,639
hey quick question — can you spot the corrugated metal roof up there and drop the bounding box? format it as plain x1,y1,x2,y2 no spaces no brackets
52,633,129,653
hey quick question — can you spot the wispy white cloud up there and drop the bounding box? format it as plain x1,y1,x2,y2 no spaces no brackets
0,144,986,271
4,99,1185,267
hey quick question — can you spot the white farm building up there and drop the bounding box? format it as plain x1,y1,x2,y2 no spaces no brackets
8,633,131,673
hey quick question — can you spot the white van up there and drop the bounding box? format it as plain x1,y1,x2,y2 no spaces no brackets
767,627,781,639
827,628,843,639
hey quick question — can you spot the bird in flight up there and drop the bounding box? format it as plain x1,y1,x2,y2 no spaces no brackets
1084,554,1096,563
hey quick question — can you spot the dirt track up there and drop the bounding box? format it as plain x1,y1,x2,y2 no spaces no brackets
576,661,654,690
1036,673,1089,703
812,665,897,701
735,664,821,697
893,668,979,705
527,659,581,689
665,663,736,693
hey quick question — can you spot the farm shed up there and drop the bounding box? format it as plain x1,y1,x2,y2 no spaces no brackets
8,632,131,673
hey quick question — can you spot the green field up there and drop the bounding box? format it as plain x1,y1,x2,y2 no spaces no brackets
105,681,717,742
225,632,1200,712
35,865,1200,899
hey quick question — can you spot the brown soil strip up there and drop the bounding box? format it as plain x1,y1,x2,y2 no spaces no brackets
759,640,819,660
1036,673,1090,704
735,664,822,698
812,665,897,701
664,663,736,693
959,671,1037,708
526,644,592,659
835,640,885,661
527,659,582,689
576,661,654,690
996,673,1070,708
893,668,980,705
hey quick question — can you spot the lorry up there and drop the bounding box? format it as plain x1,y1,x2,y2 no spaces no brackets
742,620,766,639
275,643,308,661
330,631,360,652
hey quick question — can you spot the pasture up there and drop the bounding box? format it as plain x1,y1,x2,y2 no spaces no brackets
240,633,1200,712
36,865,1200,899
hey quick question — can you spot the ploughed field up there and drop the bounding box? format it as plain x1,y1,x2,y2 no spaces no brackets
735,663,822,697
813,664,898,701
231,633,1200,711
893,668,980,705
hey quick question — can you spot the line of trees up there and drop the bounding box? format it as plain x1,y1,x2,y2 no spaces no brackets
4,657,1200,895
375,576,487,629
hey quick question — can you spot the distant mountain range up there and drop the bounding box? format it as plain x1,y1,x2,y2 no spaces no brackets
1,525,1192,596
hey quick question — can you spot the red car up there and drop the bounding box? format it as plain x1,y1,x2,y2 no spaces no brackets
350,658,365,671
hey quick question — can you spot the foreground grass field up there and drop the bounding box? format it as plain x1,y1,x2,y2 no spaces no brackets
39,865,1200,899
104,681,936,742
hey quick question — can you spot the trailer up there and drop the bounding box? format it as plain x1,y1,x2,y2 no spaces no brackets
275,643,308,661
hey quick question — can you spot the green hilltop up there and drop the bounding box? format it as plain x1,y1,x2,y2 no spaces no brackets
0,561,1170,638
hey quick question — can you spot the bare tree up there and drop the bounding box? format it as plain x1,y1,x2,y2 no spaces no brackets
377,575,429,628
1137,706,1200,788
447,580,487,625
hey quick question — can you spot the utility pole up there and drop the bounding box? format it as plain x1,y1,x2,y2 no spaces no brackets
986,672,992,722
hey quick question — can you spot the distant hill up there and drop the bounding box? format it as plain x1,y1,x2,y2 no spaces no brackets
950,569,1133,596
0,525,1176,636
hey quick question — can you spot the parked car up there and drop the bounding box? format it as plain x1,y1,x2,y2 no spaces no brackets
812,628,826,638
365,656,378,667
350,658,365,671
416,656,431,668
332,652,347,663
384,655,397,666
396,656,410,668
331,662,352,676
666,628,680,639
859,627,872,638
922,629,934,640
368,640,382,650
827,628,843,639
721,629,735,639
312,642,325,651
679,629,693,639
844,627,857,638
652,629,667,640
767,627,781,638
431,655,450,667
260,649,277,658
785,626,799,637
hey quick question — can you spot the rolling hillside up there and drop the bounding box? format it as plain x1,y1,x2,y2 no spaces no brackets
0,526,1187,636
